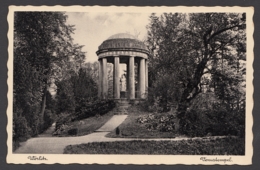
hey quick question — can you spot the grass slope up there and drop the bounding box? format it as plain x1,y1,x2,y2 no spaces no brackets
64,137,245,155
57,110,115,137
106,106,179,138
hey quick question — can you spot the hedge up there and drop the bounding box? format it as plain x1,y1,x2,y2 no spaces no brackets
55,99,116,132
73,99,116,121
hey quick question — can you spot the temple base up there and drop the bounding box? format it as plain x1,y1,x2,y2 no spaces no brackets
112,98,146,115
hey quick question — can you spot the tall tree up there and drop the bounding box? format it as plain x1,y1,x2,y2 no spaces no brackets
14,12,85,136
146,13,246,129
83,61,99,84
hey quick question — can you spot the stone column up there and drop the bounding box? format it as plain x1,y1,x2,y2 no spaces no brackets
126,62,129,98
98,59,103,98
113,56,120,99
145,59,148,95
139,58,145,99
137,60,140,98
102,57,108,99
129,56,135,99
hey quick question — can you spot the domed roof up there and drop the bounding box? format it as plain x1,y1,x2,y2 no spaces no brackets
97,33,149,55
107,33,137,40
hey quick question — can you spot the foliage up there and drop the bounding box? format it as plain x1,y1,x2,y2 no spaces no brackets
13,115,31,142
55,67,98,115
115,127,121,135
67,128,79,136
146,74,182,112
64,137,245,155
53,99,116,135
146,13,246,135
136,113,176,132
55,79,76,114
54,109,114,137
42,109,56,132
45,91,56,113
72,68,98,105
73,100,116,121
83,61,99,84
13,12,86,147
54,67,99,136
13,54,43,137
180,102,245,137
53,113,73,136
106,106,177,139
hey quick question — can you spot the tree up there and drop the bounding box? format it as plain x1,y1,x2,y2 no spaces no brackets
83,61,99,84
55,66,98,115
177,13,246,114
55,78,76,114
146,13,246,132
72,68,98,105
14,12,86,138
146,13,188,111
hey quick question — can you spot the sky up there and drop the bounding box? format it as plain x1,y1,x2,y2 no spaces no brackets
65,12,151,63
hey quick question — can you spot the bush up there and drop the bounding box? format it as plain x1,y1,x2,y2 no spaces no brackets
140,74,182,113
179,105,245,137
41,109,56,133
177,93,245,137
136,113,176,132
53,100,116,135
73,99,116,121
64,137,245,155
54,113,72,132
116,127,120,135
68,128,78,136
13,115,31,142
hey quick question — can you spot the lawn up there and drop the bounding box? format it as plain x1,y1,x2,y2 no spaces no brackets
106,105,180,138
64,137,245,155
55,110,115,137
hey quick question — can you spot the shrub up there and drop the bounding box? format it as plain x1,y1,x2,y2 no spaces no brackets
116,127,120,135
41,109,56,133
177,93,245,137
73,99,116,121
68,128,78,136
179,105,245,137
136,113,176,132
13,115,31,142
55,113,72,130
140,74,182,113
53,100,116,136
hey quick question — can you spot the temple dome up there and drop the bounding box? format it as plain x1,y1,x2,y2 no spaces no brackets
107,33,137,40
96,33,149,55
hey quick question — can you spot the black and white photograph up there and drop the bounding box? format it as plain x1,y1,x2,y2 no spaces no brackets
6,6,254,164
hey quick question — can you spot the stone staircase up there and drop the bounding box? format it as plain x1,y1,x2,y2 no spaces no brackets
114,99,131,115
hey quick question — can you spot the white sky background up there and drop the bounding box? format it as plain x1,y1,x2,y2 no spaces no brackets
65,12,152,63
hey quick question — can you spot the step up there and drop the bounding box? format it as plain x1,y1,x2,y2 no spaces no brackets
117,106,129,108
117,103,131,106
114,112,128,115
117,101,130,105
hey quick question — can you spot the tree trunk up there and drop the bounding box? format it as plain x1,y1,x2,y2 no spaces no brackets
39,85,47,131
177,53,209,133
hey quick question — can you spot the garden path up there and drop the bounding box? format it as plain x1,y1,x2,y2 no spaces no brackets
14,115,229,154
96,115,127,132
37,123,56,137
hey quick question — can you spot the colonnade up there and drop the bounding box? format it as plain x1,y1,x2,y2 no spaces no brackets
98,55,148,100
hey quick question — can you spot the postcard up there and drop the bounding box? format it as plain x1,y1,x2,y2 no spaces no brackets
7,6,254,164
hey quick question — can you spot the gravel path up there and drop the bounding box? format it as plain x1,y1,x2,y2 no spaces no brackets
14,132,229,154
14,115,230,154
96,115,127,132
37,123,56,137
15,115,128,154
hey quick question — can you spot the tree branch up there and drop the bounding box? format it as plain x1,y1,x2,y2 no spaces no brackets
208,24,243,43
